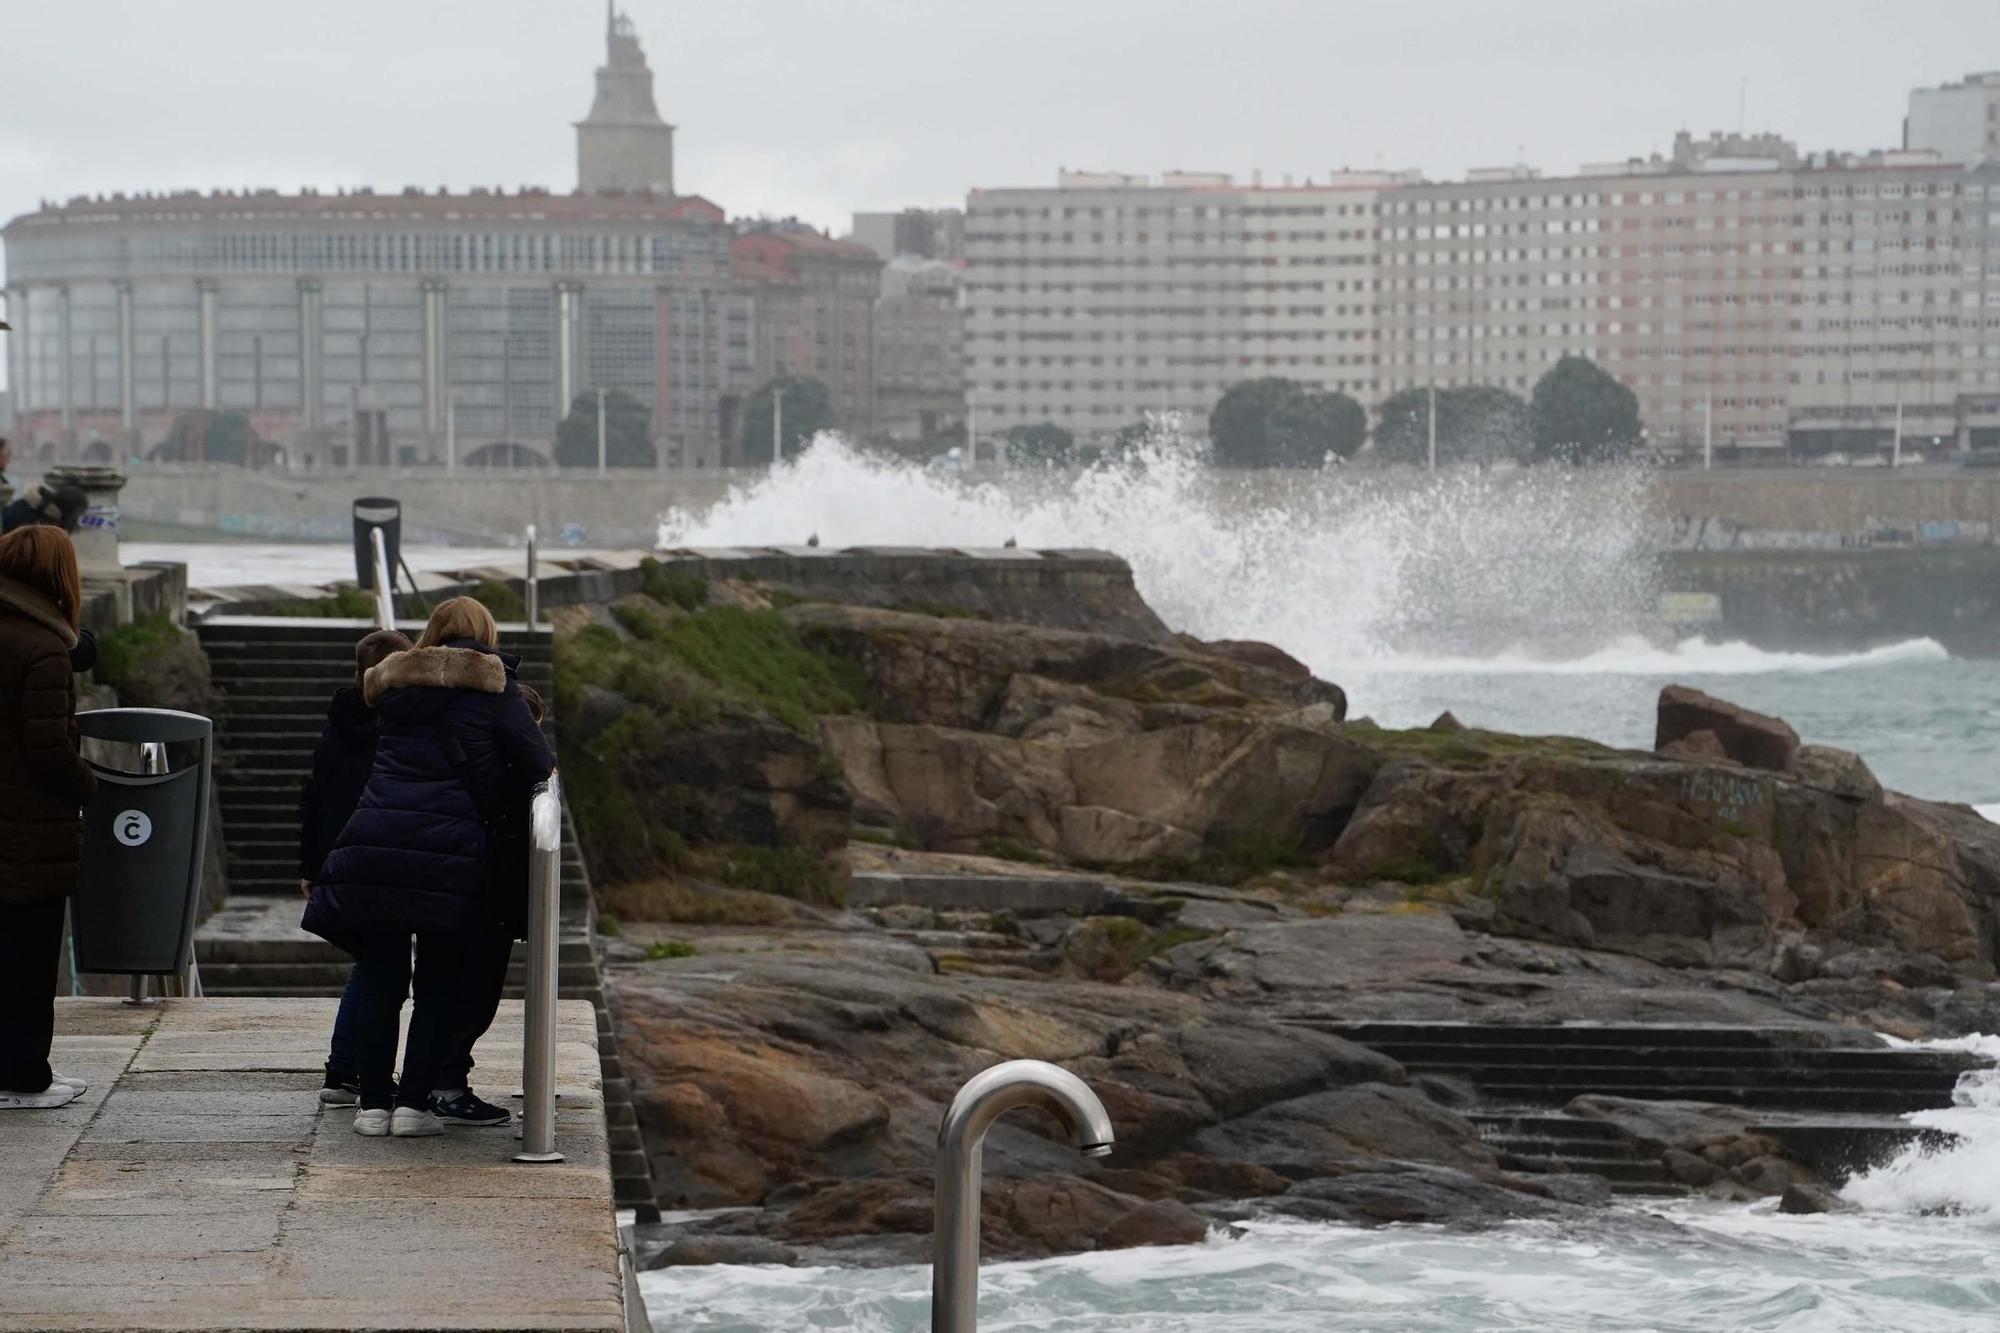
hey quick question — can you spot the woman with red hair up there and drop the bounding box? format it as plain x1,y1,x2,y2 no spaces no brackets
0,525,97,1110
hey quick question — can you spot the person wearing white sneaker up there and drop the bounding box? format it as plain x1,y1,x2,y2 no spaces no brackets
0,527,97,1113
390,1107,443,1137
353,1108,392,1137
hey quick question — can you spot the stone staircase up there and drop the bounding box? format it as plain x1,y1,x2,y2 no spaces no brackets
1315,1020,1982,1197
191,615,659,1218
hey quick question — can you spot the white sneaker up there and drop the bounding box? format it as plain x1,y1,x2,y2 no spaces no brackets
50,1074,87,1093
352,1108,392,1137
0,1083,83,1110
390,1107,442,1137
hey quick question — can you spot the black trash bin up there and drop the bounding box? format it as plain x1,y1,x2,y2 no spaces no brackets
353,496,402,592
70,708,214,979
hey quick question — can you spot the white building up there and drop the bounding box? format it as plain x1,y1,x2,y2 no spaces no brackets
963,169,1412,441
1907,72,2000,165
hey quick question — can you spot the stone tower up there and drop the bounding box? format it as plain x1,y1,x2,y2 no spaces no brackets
575,3,675,195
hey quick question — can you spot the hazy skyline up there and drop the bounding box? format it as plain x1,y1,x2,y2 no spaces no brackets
1,0,1996,244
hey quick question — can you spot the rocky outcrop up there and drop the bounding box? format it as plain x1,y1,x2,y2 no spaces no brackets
1655,684,1799,773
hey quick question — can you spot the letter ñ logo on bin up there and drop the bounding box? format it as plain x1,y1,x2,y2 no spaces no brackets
114,810,154,848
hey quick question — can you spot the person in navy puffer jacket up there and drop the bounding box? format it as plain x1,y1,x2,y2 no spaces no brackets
303,597,554,1139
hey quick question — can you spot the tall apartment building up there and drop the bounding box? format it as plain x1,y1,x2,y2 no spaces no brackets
1380,133,2000,456
731,230,883,439
873,257,965,443
850,208,965,263
963,169,1405,441
2,7,754,470
1907,72,2000,165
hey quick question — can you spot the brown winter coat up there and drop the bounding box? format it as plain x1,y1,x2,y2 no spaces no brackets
0,572,97,905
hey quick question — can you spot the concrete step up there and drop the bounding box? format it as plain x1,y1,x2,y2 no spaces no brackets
1392,1061,1962,1095
1471,1083,1936,1113
1355,1040,1978,1077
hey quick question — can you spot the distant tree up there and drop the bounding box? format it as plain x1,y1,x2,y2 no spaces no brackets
555,389,655,468
1208,378,1366,468
1529,356,1643,464
1002,421,1077,467
151,410,261,465
741,376,835,462
1375,386,1531,465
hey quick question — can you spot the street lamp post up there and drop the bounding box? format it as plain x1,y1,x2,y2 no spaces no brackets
596,385,608,477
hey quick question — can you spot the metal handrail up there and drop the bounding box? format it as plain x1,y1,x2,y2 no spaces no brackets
369,526,395,629
514,773,564,1164
525,524,539,628
932,1061,1114,1332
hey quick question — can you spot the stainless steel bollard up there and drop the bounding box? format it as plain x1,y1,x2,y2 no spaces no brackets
369,527,395,630
514,774,564,1164
525,524,539,628
932,1061,1114,1332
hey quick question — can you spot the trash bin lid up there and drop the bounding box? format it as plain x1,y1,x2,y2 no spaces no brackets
78,707,213,745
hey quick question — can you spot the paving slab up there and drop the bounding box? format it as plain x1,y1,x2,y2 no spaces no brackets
0,998,623,1333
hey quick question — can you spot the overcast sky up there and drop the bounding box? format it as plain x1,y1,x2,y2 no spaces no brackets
0,0,1996,237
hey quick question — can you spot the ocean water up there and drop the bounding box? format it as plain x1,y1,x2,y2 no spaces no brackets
642,1048,2000,1331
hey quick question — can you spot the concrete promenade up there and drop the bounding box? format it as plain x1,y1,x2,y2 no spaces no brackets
0,998,624,1332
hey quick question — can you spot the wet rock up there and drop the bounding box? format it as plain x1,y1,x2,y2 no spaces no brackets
1428,710,1467,733
1193,1084,1496,1179
1794,744,1883,802
1656,684,1799,773
1662,1147,1718,1187
1779,1182,1856,1215
1659,728,1729,763
1193,638,1318,684
1733,1156,1798,1195
1175,1022,1403,1119
1525,1173,1614,1207
1094,1198,1211,1249
643,1236,802,1269
1258,1162,1564,1228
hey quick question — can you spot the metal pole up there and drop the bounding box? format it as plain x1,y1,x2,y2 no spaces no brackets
514,774,564,1164
524,524,539,629
772,385,785,464
446,397,456,474
1704,393,1713,471
369,527,394,630
597,385,608,477
932,1061,1113,1333
1426,384,1437,471
1893,382,1904,468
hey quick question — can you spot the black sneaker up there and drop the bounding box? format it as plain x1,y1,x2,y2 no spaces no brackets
318,1066,361,1107
429,1089,513,1127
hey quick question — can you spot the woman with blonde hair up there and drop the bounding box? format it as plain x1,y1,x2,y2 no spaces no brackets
304,596,553,1137
0,526,96,1110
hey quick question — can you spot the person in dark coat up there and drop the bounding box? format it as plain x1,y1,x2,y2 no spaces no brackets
302,597,554,1138
0,482,96,672
297,628,412,1106
0,526,97,1110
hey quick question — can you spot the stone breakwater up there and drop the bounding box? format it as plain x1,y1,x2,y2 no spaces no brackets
529,548,2000,1261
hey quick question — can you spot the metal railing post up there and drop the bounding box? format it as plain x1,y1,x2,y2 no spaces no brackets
514,774,564,1164
932,1061,1114,1332
525,524,539,628
369,526,395,629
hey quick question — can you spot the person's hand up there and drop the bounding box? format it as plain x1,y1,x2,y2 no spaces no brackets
299,879,311,898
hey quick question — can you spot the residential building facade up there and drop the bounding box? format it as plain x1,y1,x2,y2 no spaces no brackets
1,7,752,469
1907,72,2000,166
964,169,1403,441
851,208,966,263
731,230,883,441
873,256,965,443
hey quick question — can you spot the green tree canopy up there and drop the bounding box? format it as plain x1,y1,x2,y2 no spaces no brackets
1374,385,1531,465
1002,421,1077,467
741,376,835,462
1529,356,1643,464
555,389,655,469
1208,378,1366,468
151,410,264,465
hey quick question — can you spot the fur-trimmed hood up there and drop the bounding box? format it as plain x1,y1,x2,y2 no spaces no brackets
362,644,505,705
0,572,79,649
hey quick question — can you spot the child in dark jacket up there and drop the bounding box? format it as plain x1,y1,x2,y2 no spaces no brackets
300,628,412,1103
